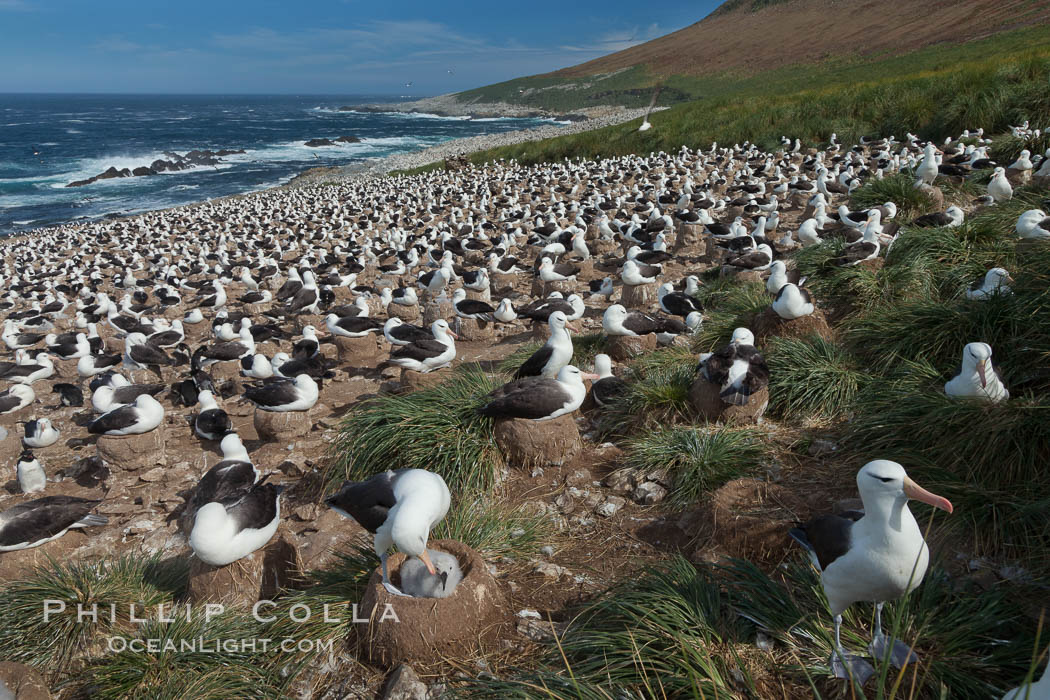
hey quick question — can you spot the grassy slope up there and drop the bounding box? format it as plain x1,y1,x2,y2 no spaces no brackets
397,25,1050,174
454,0,1050,111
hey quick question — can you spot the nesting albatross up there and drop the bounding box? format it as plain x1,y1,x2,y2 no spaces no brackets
0,496,107,551
479,364,597,421
326,468,451,597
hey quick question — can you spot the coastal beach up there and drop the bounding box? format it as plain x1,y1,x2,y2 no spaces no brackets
288,103,656,184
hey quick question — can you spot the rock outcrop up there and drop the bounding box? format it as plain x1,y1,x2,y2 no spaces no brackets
304,136,361,147
66,149,246,187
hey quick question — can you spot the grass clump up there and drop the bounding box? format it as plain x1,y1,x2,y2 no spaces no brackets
845,360,1050,564
76,612,288,700
459,557,1040,698
691,280,769,352
723,559,1039,698
598,357,696,435
845,287,1035,382
766,334,868,420
458,556,746,698
850,172,934,218
623,426,766,505
438,498,549,559
327,364,503,496
0,555,187,679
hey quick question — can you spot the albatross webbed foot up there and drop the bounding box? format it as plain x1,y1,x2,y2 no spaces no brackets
831,650,875,685
869,635,918,668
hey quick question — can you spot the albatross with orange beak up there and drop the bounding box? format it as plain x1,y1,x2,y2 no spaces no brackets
326,468,451,597
790,460,954,683
945,342,1009,402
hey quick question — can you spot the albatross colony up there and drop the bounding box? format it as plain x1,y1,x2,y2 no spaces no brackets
0,119,1044,694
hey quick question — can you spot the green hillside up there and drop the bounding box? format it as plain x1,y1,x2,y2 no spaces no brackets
401,25,1050,174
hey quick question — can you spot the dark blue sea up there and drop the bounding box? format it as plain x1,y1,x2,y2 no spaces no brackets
0,94,554,235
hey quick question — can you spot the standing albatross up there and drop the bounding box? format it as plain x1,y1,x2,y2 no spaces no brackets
789,460,953,683
326,468,451,597
513,310,576,379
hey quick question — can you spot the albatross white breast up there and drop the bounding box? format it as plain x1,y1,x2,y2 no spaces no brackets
189,480,283,566
944,342,1009,402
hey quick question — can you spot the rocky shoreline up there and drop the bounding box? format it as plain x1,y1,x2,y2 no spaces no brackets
287,104,659,187
339,92,594,121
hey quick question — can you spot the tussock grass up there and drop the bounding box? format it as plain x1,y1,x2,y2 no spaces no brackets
76,612,288,700
851,172,934,218
990,130,1050,164
598,358,696,436
847,360,1049,486
692,281,769,352
327,365,503,496
792,240,886,313
845,360,1050,563
623,426,766,505
723,558,1039,698
458,556,744,698
0,555,188,679
766,334,868,420
882,223,1014,299
845,282,1042,386
459,557,1038,698
438,498,549,559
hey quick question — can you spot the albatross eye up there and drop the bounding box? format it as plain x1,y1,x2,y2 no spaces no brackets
871,475,894,483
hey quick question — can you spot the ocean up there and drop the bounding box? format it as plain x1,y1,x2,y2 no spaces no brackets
0,94,554,235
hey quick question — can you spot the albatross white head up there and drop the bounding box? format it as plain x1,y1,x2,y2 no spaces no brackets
857,460,952,510
730,327,755,346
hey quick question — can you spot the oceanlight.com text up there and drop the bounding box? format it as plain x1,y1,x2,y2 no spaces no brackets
106,637,336,654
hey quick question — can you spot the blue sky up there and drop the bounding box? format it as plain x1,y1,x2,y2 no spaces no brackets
0,0,718,95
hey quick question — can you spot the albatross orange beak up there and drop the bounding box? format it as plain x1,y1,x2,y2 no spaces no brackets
567,322,581,333
581,372,599,381
446,329,459,340
903,476,953,514
976,359,988,388
418,549,438,576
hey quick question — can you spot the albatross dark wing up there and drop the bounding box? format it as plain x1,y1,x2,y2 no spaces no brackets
477,379,568,420
191,460,257,511
226,482,283,531
88,404,140,434
392,338,448,362
513,344,553,379
789,511,863,570
326,470,407,533
0,496,106,547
